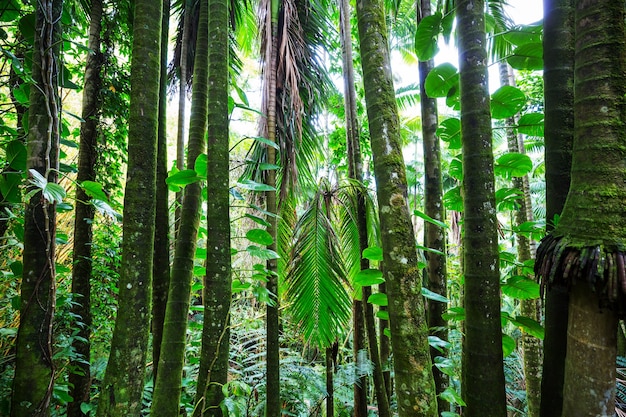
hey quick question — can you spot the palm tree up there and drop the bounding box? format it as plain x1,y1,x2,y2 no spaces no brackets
355,0,438,415
193,0,231,414
96,0,163,413
539,1,573,416
11,0,62,414
457,0,507,415
151,0,208,413
535,0,626,415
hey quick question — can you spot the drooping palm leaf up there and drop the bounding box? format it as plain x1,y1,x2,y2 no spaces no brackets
285,179,352,348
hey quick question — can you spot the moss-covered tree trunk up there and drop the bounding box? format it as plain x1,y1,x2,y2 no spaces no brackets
355,0,437,415
338,1,368,413
151,0,208,414
539,1,574,415
193,0,231,415
536,1,626,415
457,1,507,416
417,0,448,413
11,1,62,415
326,347,334,417
95,0,162,414
152,0,171,382
67,0,103,414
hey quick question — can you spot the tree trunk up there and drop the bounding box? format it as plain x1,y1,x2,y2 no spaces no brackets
355,0,437,415
152,0,171,382
11,1,62,414
67,0,103,414
539,1,574,414
536,2,626,416
417,0,448,413
194,0,231,415
151,0,208,414
378,282,392,400
326,347,334,417
457,0,507,416
96,0,162,413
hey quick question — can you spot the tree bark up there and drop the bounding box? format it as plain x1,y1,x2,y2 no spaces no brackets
11,1,62,415
96,0,162,413
194,0,231,414
417,0,448,413
151,0,208,414
539,1,574,416
457,0,507,416
151,0,171,382
67,0,103,414
355,0,437,414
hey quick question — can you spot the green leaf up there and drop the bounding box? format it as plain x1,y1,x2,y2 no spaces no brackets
517,112,544,137
495,187,522,211
362,246,383,261
0,173,22,203
436,118,461,149
259,163,280,171
502,275,540,300
414,12,442,61
0,0,21,22
237,179,275,192
416,244,445,256
194,154,208,178
367,293,388,306
507,42,543,71
246,228,274,246
91,199,122,221
245,214,271,227
80,402,94,414
246,245,280,260
503,23,543,46
425,63,459,98
491,86,526,119
440,386,466,407
44,182,66,204
12,83,29,106
166,169,202,191
502,333,516,357
428,335,451,353
495,152,533,178
250,135,279,150
414,209,448,229
354,269,385,286
442,306,465,321
81,180,108,201
422,287,449,303
448,157,463,181
376,310,389,320
193,266,205,277
60,64,80,89
443,186,463,212
514,315,544,340
434,356,456,377
383,328,391,338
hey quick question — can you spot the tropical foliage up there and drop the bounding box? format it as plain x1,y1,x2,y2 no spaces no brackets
2,0,626,416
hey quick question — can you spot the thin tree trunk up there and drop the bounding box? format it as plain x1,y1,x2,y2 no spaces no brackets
326,347,334,417
539,1,574,415
378,282,392,400
152,0,171,382
151,0,208,413
11,1,62,414
96,0,162,413
355,0,438,415
417,0,448,413
67,0,103,414
457,0,507,416
194,0,231,415
498,63,542,417
175,0,192,236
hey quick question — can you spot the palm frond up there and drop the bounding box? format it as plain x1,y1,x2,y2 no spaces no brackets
285,180,352,348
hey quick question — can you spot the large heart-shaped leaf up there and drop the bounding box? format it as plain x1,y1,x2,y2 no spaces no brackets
425,63,459,98
507,43,543,71
502,275,540,300
415,12,442,61
491,86,526,119
436,117,461,149
494,152,533,178
517,112,544,137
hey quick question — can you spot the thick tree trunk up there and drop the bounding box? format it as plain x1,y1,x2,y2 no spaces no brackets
151,0,208,414
194,0,231,415
11,1,62,415
96,0,162,414
457,1,507,416
68,0,103,414
417,0,448,413
152,0,171,382
355,0,437,415
536,2,626,416
539,1,574,416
